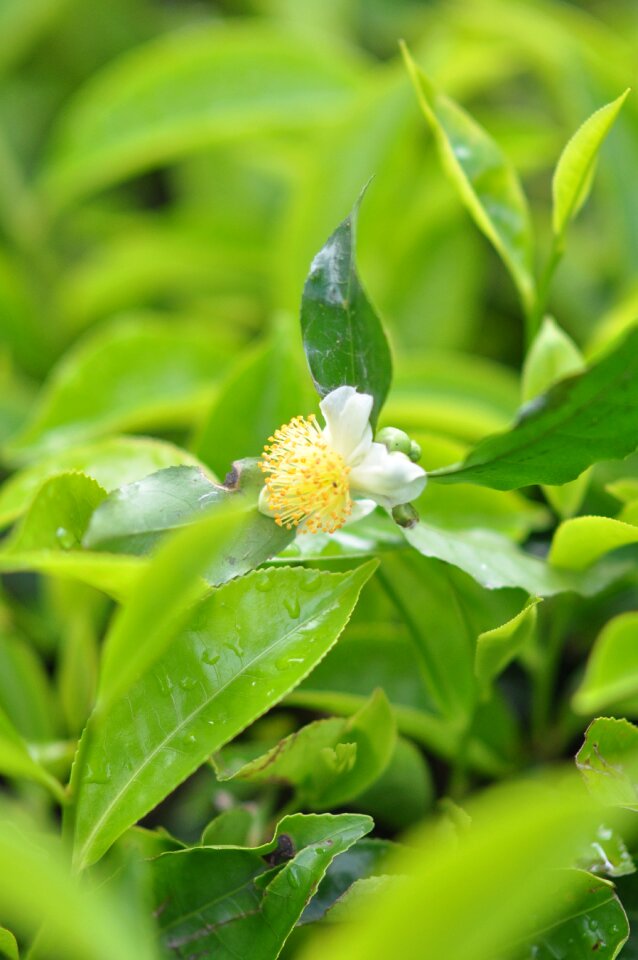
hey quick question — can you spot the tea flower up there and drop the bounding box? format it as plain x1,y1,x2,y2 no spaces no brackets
258,385,426,533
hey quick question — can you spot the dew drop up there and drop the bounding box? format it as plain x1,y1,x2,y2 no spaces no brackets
224,640,243,658
83,761,112,785
202,650,220,666
178,733,198,749
301,571,322,592
55,526,76,550
255,572,274,592
283,596,300,619
179,676,197,691
287,867,301,889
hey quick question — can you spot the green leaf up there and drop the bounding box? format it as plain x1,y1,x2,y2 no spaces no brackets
573,613,638,714
401,43,535,313
523,869,628,960
0,435,205,528
152,813,372,960
576,718,638,809
475,597,541,694
0,803,155,960
0,704,65,802
553,90,630,241
0,551,142,601
300,190,392,428
41,25,364,206
0,631,58,740
194,323,314,478
201,807,256,847
522,317,589,517
550,516,638,571
69,561,376,869
216,689,396,810
430,326,638,490
301,838,396,925
4,317,231,463
403,521,630,596
297,776,608,960
0,0,73,74
0,926,18,960
4,473,106,553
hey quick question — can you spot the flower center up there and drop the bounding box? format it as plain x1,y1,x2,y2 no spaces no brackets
259,414,352,533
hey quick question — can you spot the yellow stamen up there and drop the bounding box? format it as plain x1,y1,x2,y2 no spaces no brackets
259,414,352,533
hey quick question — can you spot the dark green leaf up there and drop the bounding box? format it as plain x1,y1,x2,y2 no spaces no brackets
430,326,638,490
300,192,392,428
152,813,372,960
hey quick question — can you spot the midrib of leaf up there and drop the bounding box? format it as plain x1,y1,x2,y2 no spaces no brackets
75,583,357,867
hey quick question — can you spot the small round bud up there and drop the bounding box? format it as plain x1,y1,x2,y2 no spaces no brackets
375,426,412,456
391,502,420,528
409,440,422,463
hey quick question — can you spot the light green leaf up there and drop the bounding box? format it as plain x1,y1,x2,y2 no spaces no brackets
200,807,256,847
0,804,155,960
4,473,106,554
553,90,630,240
0,551,142,601
152,813,372,960
430,326,638,490
607,479,638,504
573,613,638,714
297,776,608,960
401,43,535,313
69,561,376,869
576,718,638,809
524,869,628,960
404,521,630,597
0,926,18,960
475,596,541,693
216,689,396,810
549,516,638,571
41,25,364,206
0,435,206,528
0,631,58,740
4,317,231,463
0,705,65,802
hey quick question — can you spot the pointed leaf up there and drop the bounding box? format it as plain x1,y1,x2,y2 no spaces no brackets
430,326,638,490
475,597,541,693
402,44,535,313
300,192,392,428
69,561,376,869
573,613,638,714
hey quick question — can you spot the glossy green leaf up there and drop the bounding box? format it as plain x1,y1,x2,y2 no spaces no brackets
300,191,392,428
430,326,638,490
298,776,607,960
4,473,106,553
475,597,541,693
69,561,376,869
550,516,638,571
41,25,364,206
0,435,205,528
4,317,231,463
402,44,535,313
377,552,520,721
217,689,396,810
553,90,630,240
0,705,65,802
0,926,18,960
576,718,638,809
194,323,313,478
403,521,630,596
573,613,638,714
152,813,372,960
580,824,635,880
523,318,590,517
0,803,155,960
523,869,628,960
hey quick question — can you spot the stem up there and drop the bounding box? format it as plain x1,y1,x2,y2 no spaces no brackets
526,236,564,346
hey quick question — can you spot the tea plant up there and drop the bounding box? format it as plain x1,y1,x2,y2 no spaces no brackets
0,2,638,959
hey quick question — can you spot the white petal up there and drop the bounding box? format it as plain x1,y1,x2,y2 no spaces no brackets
320,386,373,464
349,442,427,508
346,498,377,525
258,485,276,517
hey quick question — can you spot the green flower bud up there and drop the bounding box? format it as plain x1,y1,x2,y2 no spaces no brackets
375,426,412,456
391,502,420,528
409,440,422,463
